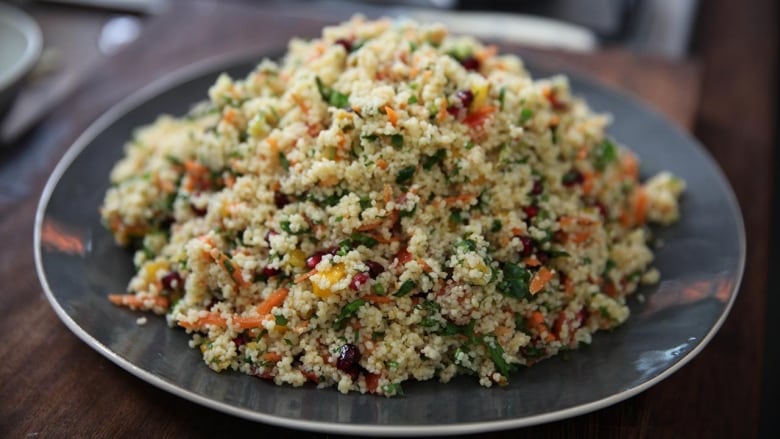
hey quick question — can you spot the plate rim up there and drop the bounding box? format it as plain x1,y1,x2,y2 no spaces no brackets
34,48,746,436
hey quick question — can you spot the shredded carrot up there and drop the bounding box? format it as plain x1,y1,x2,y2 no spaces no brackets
364,295,392,305
564,275,574,295
108,294,169,309
530,267,554,295
257,288,290,316
223,107,239,125
395,248,414,265
291,94,309,114
604,281,619,298
365,372,381,393
634,187,648,225
437,98,448,122
368,232,396,244
293,269,317,284
582,171,595,195
444,194,476,206
302,370,320,383
577,145,588,160
463,105,496,127
384,105,398,126
621,153,639,180
475,45,498,62
179,313,227,330
376,158,388,170
357,220,383,232
263,352,283,363
384,184,392,204
523,257,541,267
571,231,590,244
209,250,249,288
511,227,524,236
529,310,546,328
416,257,433,273
528,310,555,342
558,215,576,228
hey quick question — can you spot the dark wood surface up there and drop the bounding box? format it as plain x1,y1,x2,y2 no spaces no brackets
0,0,775,437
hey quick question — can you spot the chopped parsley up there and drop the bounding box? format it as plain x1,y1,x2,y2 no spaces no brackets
396,166,416,185
593,138,617,171
334,299,366,329
497,264,531,299
394,280,416,297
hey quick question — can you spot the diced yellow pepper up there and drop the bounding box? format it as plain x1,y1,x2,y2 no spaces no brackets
311,263,346,298
470,80,490,109
144,261,168,283
289,249,306,268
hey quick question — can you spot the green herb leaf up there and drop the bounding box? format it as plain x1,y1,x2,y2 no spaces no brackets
422,149,446,170
593,138,617,171
278,152,290,171
391,134,404,149
498,87,506,110
280,220,310,235
407,95,418,105
381,383,404,396
334,299,367,329
329,91,350,108
396,166,416,185
274,314,288,326
491,219,502,233
350,232,379,248
519,108,534,123
484,336,510,377
497,264,530,299
394,280,416,297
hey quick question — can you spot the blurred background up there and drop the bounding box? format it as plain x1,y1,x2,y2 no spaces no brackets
1,0,776,437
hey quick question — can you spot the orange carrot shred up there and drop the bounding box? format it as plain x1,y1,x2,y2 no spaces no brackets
108,294,169,309
257,288,290,316
530,267,554,295
364,295,392,304
384,105,398,126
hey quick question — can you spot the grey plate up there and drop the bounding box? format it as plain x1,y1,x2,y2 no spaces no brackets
34,51,745,436
0,2,42,122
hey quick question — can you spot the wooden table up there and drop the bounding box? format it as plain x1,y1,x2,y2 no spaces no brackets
1,1,774,437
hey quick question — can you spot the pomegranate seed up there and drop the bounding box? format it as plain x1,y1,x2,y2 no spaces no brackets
519,236,535,257
232,334,247,348
262,266,280,277
336,343,361,373
460,56,480,71
595,201,609,218
306,254,322,269
334,38,353,52
447,89,474,117
364,260,385,278
562,170,584,187
274,192,290,209
531,179,543,196
349,272,370,290
190,203,207,216
523,205,539,220
161,271,182,292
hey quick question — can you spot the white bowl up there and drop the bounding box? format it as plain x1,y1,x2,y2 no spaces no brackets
0,2,43,119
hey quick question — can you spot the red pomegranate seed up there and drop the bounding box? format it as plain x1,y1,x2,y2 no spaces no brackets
460,56,480,71
305,254,322,269
336,343,361,372
447,89,474,117
364,260,385,278
334,38,353,52
349,272,370,290
531,179,544,196
274,192,290,209
523,205,539,220
262,267,280,277
519,236,535,257
161,271,182,291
